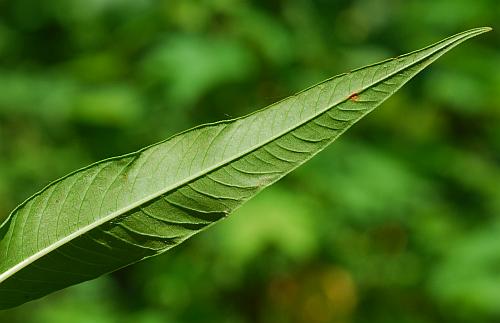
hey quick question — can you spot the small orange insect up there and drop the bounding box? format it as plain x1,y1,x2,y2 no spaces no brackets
348,93,359,101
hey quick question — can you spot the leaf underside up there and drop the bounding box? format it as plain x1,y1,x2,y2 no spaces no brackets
0,27,491,309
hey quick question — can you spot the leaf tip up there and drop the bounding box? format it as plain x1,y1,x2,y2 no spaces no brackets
465,27,493,37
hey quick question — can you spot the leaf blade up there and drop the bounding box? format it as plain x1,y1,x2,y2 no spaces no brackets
0,27,491,309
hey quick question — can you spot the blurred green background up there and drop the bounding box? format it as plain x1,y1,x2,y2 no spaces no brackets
0,1,499,322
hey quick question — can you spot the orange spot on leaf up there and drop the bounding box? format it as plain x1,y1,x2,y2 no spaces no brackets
348,93,359,101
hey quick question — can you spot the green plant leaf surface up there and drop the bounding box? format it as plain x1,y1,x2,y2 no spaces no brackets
0,27,491,309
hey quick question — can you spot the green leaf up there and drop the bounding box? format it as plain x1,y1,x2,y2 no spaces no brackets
0,27,491,309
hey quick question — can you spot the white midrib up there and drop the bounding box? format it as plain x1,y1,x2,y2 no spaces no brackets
0,28,485,284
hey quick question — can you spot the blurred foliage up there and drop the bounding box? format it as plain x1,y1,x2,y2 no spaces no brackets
0,0,499,322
